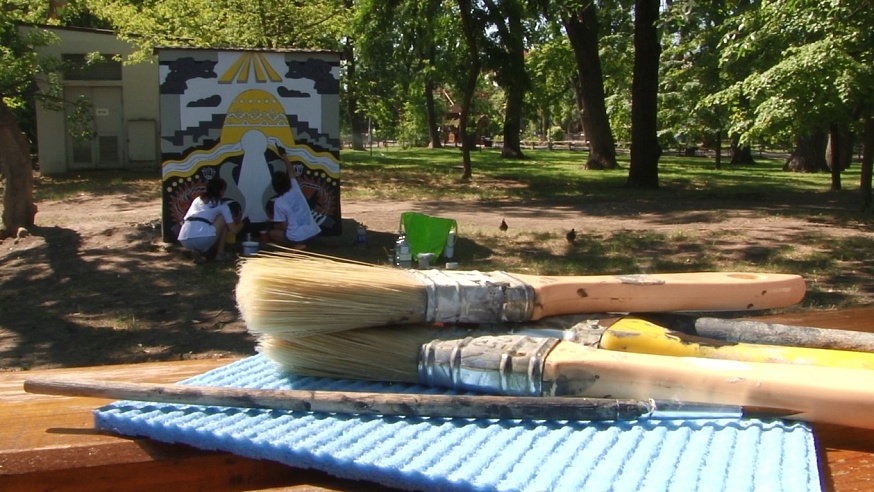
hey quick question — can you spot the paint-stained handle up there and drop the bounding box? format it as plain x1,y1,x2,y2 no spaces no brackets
641,313,874,354
540,340,874,430
598,318,874,370
514,272,806,318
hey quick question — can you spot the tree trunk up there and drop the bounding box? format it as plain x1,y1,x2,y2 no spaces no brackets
784,129,829,173
562,7,617,170
729,136,756,165
457,0,480,181
861,117,874,210
424,75,442,149
0,99,35,239
501,83,525,158
713,130,723,170
481,0,526,160
828,123,842,191
627,0,661,189
827,122,853,171
343,21,366,151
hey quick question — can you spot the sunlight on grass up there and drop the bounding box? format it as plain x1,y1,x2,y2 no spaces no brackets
34,172,161,202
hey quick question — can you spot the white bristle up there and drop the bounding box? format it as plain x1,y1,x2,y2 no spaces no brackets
259,329,421,383
236,250,428,338
258,323,488,383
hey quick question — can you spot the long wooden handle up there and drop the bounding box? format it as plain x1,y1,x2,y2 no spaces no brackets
541,341,874,429
645,313,874,353
599,317,874,370
513,272,806,318
21,377,660,421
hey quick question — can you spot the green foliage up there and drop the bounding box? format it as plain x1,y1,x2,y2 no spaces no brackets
397,100,428,148
83,0,348,57
525,36,578,135
704,0,874,146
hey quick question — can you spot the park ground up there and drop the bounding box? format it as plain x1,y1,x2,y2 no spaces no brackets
1,175,873,370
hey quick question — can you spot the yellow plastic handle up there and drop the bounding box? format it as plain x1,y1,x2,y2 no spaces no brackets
598,318,874,370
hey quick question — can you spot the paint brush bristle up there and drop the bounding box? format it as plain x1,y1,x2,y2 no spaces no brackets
236,250,427,338
259,324,487,383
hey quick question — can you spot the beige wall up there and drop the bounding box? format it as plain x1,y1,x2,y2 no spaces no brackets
20,25,160,174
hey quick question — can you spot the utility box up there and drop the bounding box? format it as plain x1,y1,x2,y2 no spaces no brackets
156,48,342,242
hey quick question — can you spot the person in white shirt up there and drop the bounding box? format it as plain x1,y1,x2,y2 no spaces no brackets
268,148,321,250
177,177,243,261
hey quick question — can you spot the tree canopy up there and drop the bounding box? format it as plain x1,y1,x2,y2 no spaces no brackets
4,0,874,236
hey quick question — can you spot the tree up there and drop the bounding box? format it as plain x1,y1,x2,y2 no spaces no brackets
708,0,874,189
353,0,450,148
480,0,531,159
627,0,661,188
862,118,874,209
456,0,482,180
555,1,619,169
0,5,73,237
525,35,578,144
660,0,732,167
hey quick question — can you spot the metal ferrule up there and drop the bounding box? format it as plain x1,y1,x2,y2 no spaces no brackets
417,335,560,397
409,270,535,324
649,400,744,420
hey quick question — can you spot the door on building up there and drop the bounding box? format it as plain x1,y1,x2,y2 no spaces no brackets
65,86,124,169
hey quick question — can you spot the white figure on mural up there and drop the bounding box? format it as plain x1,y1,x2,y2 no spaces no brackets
237,130,271,223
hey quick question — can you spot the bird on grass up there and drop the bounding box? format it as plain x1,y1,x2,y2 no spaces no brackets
566,228,577,244
499,219,508,232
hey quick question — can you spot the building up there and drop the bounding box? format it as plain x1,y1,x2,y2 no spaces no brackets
23,25,343,241
21,24,161,174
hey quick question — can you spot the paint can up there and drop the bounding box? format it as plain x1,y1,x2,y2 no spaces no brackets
241,241,260,256
418,252,436,269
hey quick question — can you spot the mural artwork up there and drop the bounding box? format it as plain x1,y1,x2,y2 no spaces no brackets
157,49,342,242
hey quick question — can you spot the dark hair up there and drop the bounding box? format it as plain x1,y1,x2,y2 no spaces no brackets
226,200,242,217
200,178,227,206
271,171,291,195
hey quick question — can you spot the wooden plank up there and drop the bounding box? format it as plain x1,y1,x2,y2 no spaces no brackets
0,358,384,491
758,308,874,492
4,310,874,491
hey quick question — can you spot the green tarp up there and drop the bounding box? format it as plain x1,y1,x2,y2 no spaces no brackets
400,212,457,263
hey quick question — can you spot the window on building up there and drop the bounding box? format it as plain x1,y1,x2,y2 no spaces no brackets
62,54,122,81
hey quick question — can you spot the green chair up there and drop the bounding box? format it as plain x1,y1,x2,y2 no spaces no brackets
399,212,458,265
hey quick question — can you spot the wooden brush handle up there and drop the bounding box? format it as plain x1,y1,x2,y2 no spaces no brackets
22,377,667,422
511,272,805,318
600,318,874,370
542,340,874,429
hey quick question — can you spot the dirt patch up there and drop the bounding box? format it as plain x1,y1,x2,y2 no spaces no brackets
2,189,873,371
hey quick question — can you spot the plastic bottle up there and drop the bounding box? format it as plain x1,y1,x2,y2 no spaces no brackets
356,224,367,249
396,234,412,268
444,229,456,259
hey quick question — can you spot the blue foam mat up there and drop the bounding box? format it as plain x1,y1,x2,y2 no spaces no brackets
94,355,821,492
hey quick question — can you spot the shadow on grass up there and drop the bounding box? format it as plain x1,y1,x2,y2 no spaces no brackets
0,224,255,370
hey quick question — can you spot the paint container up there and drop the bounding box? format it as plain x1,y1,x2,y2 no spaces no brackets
444,229,456,259
241,241,260,256
418,253,436,269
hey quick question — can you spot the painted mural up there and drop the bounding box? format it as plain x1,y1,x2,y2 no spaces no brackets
157,48,342,242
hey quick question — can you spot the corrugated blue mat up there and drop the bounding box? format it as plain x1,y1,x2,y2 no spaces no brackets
94,355,821,492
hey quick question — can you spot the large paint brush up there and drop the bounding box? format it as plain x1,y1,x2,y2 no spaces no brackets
236,250,806,338
260,324,874,429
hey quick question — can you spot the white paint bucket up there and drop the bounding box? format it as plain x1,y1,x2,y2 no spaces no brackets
241,241,259,256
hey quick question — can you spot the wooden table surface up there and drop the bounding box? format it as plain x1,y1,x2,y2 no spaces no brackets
2,308,874,491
